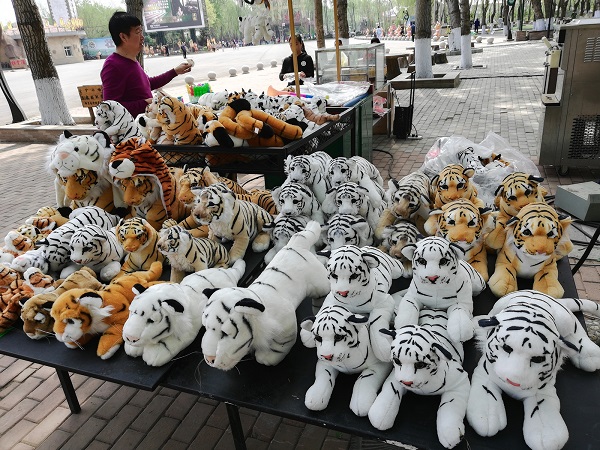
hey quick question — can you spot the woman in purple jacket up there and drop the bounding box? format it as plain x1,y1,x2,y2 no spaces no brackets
101,12,192,117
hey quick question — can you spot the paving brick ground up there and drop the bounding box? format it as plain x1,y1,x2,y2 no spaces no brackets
1,35,600,449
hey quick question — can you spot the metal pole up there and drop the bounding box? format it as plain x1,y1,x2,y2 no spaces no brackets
333,0,341,82
287,0,301,98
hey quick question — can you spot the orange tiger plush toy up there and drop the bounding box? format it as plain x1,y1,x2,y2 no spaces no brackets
156,96,204,145
109,138,187,230
51,261,163,359
431,164,485,209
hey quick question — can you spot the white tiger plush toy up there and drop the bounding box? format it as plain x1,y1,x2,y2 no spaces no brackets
196,90,229,110
69,224,124,282
468,290,600,450
122,259,246,367
321,182,383,231
284,151,332,203
95,100,144,145
271,181,324,224
157,225,230,283
375,171,431,238
369,309,469,449
38,206,121,277
378,220,419,277
10,247,49,274
322,214,373,251
300,304,392,416
327,157,385,209
309,245,406,362
262,215,311,264
201,221,330,371
395,237,486,344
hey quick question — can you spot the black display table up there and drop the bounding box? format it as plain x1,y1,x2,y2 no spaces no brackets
1,257,599,450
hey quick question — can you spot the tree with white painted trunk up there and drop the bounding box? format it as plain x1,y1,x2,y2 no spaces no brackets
415,0,433,79
11,0,74,125
531,0,547,30
459,0,473,69
446,0,461,52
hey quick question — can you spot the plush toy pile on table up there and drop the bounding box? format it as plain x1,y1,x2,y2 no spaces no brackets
3,123,600,450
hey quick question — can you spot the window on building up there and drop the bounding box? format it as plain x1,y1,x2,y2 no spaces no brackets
64,46,73,57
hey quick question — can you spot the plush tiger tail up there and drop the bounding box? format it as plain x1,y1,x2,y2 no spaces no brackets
288,221,321,250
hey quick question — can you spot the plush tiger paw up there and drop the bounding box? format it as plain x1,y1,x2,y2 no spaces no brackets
447,310,474,343
533,277,564,299
99,343,121,360
437,417,465,449
305,383,332,411
488,271,517,298
124,342,143,358
142,345,173,367
99,261,122,283
251,232,270,253
161,219,178,229
349,385,378,417
467,387,507,436
523,406,568,450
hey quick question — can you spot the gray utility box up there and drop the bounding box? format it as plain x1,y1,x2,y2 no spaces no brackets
555,181,600,221
538,19,600,174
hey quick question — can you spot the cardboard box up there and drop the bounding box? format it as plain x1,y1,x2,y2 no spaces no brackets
555,181,600,221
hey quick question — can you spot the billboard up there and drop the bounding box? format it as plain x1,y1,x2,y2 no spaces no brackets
142,0,206,32
81,38,116,60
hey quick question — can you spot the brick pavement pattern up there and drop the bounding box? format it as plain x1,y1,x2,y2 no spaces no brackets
1,37,600,449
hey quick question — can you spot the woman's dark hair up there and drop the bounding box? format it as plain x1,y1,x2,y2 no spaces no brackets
371,37,380,43
109,12,142,47
289,34,306,53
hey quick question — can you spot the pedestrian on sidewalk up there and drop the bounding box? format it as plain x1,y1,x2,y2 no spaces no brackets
181,43,187,58
474,18,481,33
101,12,192,117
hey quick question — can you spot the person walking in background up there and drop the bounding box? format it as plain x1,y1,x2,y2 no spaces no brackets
376,24,383,40
101,12,191,117
279,34,314,86
411,22,415,41
474,18,481,33
181,43,187,58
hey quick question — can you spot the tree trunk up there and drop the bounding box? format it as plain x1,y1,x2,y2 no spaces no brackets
315,0,325,48
0,27,27,123
11,0,74,125
337,0,349,39
126,0,145,66
415,0,433,78
491,0,497,25
460,0,473,68
595,0,600,17
531,0,546,29
446,0,462,51
482,0,489,25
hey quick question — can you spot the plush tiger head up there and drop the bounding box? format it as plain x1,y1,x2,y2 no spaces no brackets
263,215,310,263
0,263,21,287
456,146,486,175
386,172,431,219
426,199,493,253
300,305,369,366
505,202,573,258
57,168,109,202
322,214,372,251
192,183,235,225
156,96,204,145
322,182,371,217
157,225,191,256
2,230,36,257
327,157,361,187
109,138,174,215
431,164,477,206
326,245,381,303
380,220,419,261
178,167,213,205
402,237,464,287
95,100,142,144
51,288,113,347
69,224,119,267
271,182,319,217
285,154,320,185
477,300,568,391
15,224,45,243
116,217,157,253
49,130,112,178
10,248,49,274
494,172,547,217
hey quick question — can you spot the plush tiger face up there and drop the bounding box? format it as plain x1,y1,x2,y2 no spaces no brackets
0,263,20,287
57,168,108,201
427,199,493,253
69,224,121,267
431,164,477,205
95,100,141,144
506,202,572,258
322,182,371,216
263,215,310,263
285,155,316,184
386,172,431,219
157,97,203,145
49,131,112,178
326,245,381,303
495,172,546,216
327,158,356,187
15,224,45,243
116,217,156,253
323,214,372,251
157,225,190,255
271,182,318,217
402,237,463,287
20,294,55,339
10,248,49,274
380,220,419,261
115,176,158,207
2,230,36,258
191,183,234,225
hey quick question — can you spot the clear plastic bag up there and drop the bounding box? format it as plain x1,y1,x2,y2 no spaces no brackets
299,81,372,106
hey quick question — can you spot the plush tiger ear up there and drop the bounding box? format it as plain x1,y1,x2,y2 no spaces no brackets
271,185,282,205
202,288,220,299
448,242,466,259
78,292,103,309
494,184,505,197
431,343,453,361
18,298,30,308
300,317,316,348
505,216,519,229
479,207,493,216
379,328,396,339
317,250,331,259
478,317,500,328
160,298,185,314
351,218,371,237
401,243,417,260
528,175,545,183
131,283,146,296
284,155,293,174
429,208,443,217
234,298,265,315
42,301,54,311
362,253,381,270
462,167,476,179
388,178,400,191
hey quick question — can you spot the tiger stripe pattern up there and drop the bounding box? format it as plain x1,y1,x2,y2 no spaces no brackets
456,146,486,175
284,151,332,203
115,217,164,278
156,96,204,145
322,182,383,231
262,215,311,264
378,220,419,276
94,100,143,144
326,156,385,208
322,213,373,251
271,182,324,223
178,167,248,205
69,224,124,282
431,164,484,209
235,190,278,215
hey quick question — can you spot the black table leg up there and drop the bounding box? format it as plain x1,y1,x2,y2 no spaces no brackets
225,402,247,450
56,369,81,413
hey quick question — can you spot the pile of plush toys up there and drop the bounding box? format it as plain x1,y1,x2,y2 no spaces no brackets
2,118,600,450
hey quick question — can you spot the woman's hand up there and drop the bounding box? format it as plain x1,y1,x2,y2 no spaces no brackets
174,62,192,75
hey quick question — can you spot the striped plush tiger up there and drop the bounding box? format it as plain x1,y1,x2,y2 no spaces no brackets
123,259,246,366
378,220,419,276
468,290,600,450
271,182,324,223
262,215,311,264
69,224,124,282
157,225,230,283
486,172,547,250
376,171,431,238
192,182,273,262
370,309,469,449
300,304,392,415
115,217,164,279
95,100,143,144
322,182,383,231
396,237,486,344
236,189,278,215
431,164,485,209
0,231,36,264
201,221,330,370
327,157,385,209
10,248,48,274
177,167,248,205
322,214,373,251
284,151,332,203
314,245,406,362
456,146,487,175
488,202,573,298
51,261,163,359
156,96,204,145
425,199,494,281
